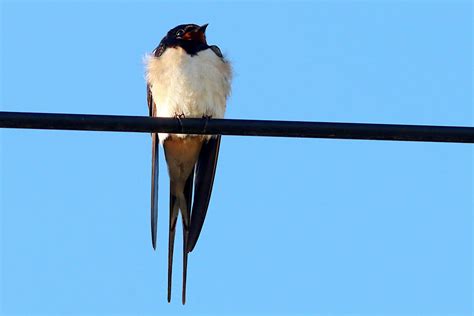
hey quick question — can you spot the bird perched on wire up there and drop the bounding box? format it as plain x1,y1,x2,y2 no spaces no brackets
145,23,232,304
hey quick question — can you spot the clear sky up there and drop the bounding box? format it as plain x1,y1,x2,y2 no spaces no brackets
1,1,472,315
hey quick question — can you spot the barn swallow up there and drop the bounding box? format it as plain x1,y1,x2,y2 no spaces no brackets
146,23,232,304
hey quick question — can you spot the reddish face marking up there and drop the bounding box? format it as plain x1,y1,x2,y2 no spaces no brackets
182,30,206,44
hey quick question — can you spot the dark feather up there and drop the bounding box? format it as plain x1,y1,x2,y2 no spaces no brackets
150,133,159,250
163,146,195,304
147,84,154,117
153,41,166,58
209,45,223,58
167,192,179,303
181,168,194,304
148,84,159,250
187,136,221,252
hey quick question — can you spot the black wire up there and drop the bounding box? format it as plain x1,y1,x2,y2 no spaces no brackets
0,111,473,143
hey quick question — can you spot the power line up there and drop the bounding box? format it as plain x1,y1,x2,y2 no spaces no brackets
0,111,473,143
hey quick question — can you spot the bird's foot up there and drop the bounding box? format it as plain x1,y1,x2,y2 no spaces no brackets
174,113,186,133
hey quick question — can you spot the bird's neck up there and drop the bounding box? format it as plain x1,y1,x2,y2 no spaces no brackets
174,41,209,56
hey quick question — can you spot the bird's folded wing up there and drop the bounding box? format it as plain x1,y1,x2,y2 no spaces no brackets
148,84,159,249
187,136,221,252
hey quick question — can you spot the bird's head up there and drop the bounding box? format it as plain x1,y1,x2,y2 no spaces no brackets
169,24,208,44
159,23,209,55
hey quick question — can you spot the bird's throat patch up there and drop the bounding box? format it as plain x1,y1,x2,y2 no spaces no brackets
182,31,206,44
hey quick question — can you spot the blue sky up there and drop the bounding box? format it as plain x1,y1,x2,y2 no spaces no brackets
1,1,472,315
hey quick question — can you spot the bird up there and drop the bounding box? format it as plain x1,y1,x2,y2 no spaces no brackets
145,23,232,304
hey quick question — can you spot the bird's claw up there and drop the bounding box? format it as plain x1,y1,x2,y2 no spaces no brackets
174,113,186,133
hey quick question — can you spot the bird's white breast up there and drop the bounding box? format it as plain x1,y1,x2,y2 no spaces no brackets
146,47,232,142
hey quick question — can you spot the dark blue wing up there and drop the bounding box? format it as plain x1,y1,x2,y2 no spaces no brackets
148,84,159,250
209,45,223,59
187,136,221,252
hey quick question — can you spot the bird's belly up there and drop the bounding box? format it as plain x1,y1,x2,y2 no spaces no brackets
148,48,230,142
154,78,225,119
149,50,227,119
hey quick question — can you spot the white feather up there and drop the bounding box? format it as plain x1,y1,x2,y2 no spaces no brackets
146,47,232,142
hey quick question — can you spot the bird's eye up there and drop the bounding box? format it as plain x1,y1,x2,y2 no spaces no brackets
176,29,184,37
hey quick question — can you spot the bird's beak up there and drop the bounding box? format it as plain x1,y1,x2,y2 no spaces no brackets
199,23,209,34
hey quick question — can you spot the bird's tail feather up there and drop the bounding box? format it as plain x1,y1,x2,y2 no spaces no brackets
181,169,194,305
167,192,179,303
187,136,221,252
167,170,194,305
150,133,159,250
